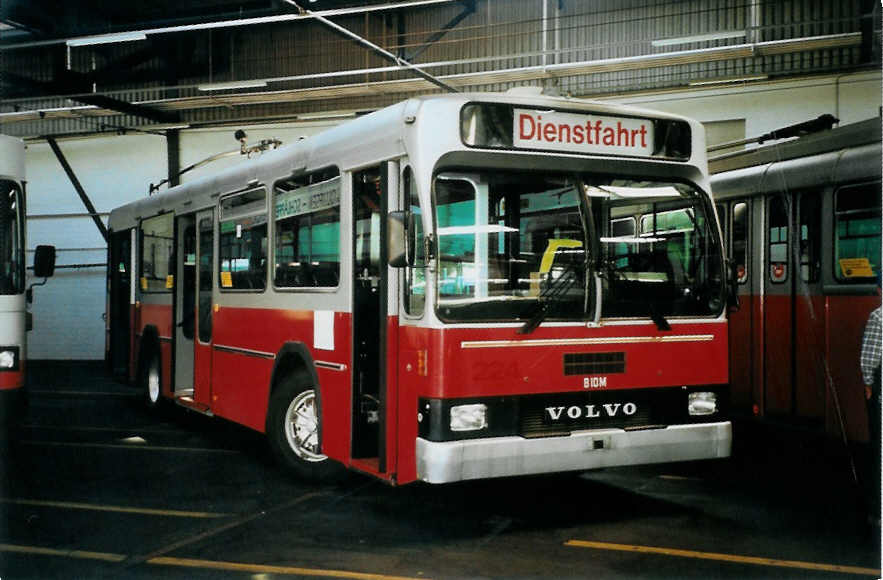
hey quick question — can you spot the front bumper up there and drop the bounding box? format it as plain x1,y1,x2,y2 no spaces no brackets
416,421,731,484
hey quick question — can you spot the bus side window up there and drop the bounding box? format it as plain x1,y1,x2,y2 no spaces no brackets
732,202,748,284
273,168,341,289
218,187,268,291
140,213,174,293
403,166,425,317
768,196,789,284
799,192,821,283
834,182,882,282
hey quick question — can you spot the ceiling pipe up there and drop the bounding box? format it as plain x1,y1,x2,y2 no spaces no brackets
0,0,461,51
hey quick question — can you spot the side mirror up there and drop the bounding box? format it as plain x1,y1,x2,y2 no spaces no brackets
387,211,416,268
33,245,56,278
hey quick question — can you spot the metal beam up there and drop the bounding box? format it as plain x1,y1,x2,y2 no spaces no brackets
404,0,475,62
46,137,109,243
2,68,182,124
73,93,181,124
283,0,457,93
167,129,181,188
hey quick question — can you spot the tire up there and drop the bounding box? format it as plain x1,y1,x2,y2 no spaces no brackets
138,346,164,411
266,376,344,482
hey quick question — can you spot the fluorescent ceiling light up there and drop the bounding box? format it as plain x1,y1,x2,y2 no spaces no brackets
148,123,191,130
66,32,147,47
197,80,268,91
689,74,768,86
652,30,746,47
296,111,357,120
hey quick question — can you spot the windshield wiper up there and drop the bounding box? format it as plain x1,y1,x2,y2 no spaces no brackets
518,262,581,335
648,303,672,331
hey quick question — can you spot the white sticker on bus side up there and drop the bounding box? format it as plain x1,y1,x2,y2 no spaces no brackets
314,310,335,351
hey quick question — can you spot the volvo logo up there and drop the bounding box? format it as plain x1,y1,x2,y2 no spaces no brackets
545,402,637,421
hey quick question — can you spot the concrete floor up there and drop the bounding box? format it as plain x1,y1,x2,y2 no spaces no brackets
0,362,879,579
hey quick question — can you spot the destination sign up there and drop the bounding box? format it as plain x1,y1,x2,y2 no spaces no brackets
275,177,341,221
513,109,654,157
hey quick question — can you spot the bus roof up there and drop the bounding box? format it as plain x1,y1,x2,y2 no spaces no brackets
709,116,881,175
710,117,882,198
108,91,699,232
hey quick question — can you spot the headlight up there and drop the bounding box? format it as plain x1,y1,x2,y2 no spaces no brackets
450,403,488,432
688,391,717,416
0,348,18,370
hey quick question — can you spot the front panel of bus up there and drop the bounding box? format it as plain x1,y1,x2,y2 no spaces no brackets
395,99,731,484
0,178,26,423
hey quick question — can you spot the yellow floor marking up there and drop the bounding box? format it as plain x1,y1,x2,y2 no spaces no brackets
19,440,239,453
28,390,137,397
0,544,427,579
565,540,881,576
148,556,428,580
3,498,231,518
21,424,179,433
0,543,127,563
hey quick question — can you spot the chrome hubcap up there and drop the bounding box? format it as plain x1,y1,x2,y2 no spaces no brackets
147,360,160,403
284,389,326,462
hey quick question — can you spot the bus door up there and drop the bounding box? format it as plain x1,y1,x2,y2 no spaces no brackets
108,228,133,378
173,215,197,395
764,192,826,422
720,200,757,415
193,210,214,407
172,210,214,407
793,191,825,422
764,194,793,416
351,162,397,475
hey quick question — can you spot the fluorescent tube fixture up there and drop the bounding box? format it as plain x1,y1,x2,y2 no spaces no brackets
197,80,269,91
66,32,147,47
689,74,768,86
652,30,746,47
296,111,357,120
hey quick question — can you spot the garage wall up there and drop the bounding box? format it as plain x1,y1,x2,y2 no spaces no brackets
24,134,165,360
24,120,336,360
604,71,881,140
24,71,880,360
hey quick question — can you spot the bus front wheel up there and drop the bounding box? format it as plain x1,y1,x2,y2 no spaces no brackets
267,377,343,481
138,348,163,411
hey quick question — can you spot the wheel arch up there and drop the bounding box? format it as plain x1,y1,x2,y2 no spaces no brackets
137,325,161,375
267,342,322,438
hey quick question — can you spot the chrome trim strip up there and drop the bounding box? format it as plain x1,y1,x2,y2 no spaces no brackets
158,335,173,343
460,334,715,349
314,360,347,371
213,344,276,359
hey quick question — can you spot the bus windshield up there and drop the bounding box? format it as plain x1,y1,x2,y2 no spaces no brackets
434,171,724,323
0,181,23,295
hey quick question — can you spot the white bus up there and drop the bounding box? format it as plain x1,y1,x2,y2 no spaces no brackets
107,92,732,484
0,135,53,428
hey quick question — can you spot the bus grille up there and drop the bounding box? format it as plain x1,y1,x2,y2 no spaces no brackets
518,388,683,438
563,352,625,376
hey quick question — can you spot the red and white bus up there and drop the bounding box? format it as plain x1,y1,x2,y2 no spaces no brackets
0,135,53,428
711,117,881,444
106,92,732,484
